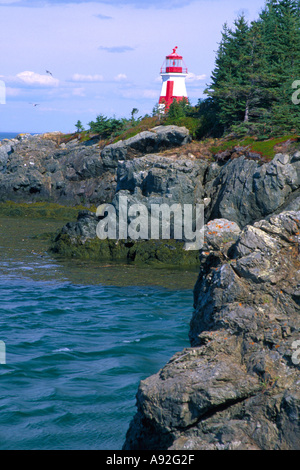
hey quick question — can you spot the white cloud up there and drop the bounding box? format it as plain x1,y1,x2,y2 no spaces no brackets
16,71,59,87
114,73,128,81
71,73,104,82
186,72,207,82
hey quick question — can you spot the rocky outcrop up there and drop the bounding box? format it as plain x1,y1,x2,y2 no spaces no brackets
50,141,300,269
2,130,300,231
51,149,209,265
0,134,116,206
51,209,201,267
101,125,191,169
205,152,300,227
123,211,300,450
116,153,208,202
0,126,191,207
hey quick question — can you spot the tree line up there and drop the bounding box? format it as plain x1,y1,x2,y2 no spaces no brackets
198,0,300,139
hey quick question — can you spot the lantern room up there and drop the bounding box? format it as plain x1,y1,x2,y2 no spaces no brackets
160,46,188,74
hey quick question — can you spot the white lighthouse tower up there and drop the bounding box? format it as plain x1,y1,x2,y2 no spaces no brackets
158,46,188,113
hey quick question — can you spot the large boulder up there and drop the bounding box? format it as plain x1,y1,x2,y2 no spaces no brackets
51,152,209,262
101,125,191,169
51,209,200,267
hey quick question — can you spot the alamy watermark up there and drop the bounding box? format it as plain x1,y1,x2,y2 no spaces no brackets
0,80,6,105
292,340,300,365
292,80,300,105
0,341,6,364
96,196,204,251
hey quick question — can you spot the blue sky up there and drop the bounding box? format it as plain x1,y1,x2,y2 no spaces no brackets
0,0,267,133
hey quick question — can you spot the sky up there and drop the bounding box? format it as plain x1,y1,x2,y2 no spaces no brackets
0,0,267,133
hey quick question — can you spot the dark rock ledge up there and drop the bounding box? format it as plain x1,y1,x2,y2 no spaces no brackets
123,211,300,450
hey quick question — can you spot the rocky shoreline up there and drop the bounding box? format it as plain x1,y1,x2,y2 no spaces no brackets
1,127,300,449
124,211,300,450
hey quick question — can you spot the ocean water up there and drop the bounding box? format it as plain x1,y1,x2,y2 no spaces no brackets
0,217,197,450
0,132,22,141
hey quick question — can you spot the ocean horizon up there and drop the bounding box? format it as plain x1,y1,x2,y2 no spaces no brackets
0,132,25,141
0,132,39,142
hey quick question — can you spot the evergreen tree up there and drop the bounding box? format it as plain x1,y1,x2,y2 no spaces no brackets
75,120,84,133
88,114,125,138
203,0,300,137
260,0,300,131
206,16,253,131
166,98,191,122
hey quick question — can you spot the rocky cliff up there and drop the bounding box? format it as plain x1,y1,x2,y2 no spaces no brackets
123,211,300,450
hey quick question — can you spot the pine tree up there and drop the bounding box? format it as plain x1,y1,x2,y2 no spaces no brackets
206,16,253,131
203,0,300,137
75,120,84,133
262,0,300,131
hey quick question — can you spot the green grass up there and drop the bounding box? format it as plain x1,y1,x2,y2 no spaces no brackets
209,135,300,160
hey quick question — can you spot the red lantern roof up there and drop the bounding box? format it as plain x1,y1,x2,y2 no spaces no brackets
160,47,188,74
166,46,183,60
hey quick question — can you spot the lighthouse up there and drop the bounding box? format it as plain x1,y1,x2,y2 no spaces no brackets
158,46,188,113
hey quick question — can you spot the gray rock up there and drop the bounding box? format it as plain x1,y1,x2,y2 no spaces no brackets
59,210,99,241
0,134,116,205
101,125,191,169
124,210,300,450
116,154,208,204
205,154,300,227
0,126,192,206
0,143,13,173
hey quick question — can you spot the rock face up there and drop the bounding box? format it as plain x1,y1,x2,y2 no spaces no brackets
0,134,116,206
51,145,209,265
2,130,300,231
123,211,300,450
51,209,201,267
0,126,191,207
206,153,300,227
101,125,191,169
116,153,208,203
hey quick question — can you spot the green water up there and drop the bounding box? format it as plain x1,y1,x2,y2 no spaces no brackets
0,217,197,449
